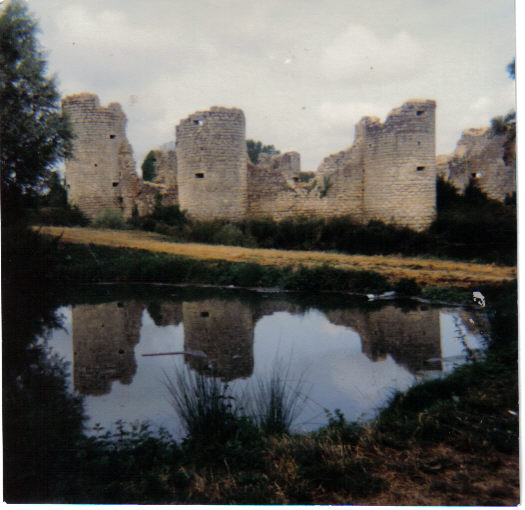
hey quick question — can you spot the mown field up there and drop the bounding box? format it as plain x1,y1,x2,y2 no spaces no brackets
35,226,516,288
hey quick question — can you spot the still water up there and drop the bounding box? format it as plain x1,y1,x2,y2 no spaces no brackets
44,285,487,438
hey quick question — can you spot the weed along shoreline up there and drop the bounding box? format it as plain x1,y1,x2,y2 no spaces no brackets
35,225,516,289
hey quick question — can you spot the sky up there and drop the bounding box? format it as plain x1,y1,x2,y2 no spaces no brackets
24,0,516,172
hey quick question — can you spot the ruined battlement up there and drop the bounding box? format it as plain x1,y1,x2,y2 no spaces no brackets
62,93,140,218
441,126,515,201
63,94,511,233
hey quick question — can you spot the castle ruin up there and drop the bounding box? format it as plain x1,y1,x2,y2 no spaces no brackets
62,93,515,232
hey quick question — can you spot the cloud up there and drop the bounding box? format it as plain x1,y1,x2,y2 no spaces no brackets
317,101,391,133
322,25,423,83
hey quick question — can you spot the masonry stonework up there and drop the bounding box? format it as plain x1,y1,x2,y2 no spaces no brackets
62,93,141,219
175,107,248,221
63,93,513,232
438,127,515,201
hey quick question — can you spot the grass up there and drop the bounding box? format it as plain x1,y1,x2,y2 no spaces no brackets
36,225,516,288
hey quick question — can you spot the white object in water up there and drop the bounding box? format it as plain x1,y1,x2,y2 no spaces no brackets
472,291,485,307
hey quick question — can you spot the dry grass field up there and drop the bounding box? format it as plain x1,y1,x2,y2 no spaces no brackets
36,226,516,288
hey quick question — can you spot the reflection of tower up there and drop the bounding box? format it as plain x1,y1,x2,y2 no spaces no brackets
72,301,144,395
183,300,254,381
326,304,442,373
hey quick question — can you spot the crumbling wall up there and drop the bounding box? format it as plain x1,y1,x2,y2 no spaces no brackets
62,93,140,219
360,100,437,231
441,128,515,201
247,100,435,230
258,151,301,179
176,107,248,221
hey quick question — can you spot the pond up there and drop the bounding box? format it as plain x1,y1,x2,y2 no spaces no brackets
44,284,487,439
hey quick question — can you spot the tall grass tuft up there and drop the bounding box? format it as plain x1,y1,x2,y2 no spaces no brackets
248,362,307,436
164,366,253,448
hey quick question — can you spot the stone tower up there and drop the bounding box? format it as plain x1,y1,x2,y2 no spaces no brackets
175,107,248,221
62,93,140,219
360,100,437,231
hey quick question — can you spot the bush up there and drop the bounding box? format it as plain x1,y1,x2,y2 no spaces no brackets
393,278,421,297
93,208,126,229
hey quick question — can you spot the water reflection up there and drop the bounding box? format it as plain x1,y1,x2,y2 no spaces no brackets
72,301,144,394
51,288,485,433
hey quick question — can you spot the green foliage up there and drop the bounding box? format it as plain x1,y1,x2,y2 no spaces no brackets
0,0,73,217
212,223,254,247
298,171,315,183
318,175,332,198
393,277,421,296
246,139,280,164
129,196,188,234
40,171,67,208
31,205,89,227
141,150,157,181
93,208,126,229
430,177,516,265
421,286,469,303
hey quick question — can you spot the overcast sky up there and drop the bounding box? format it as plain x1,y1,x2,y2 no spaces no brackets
25,0,516,172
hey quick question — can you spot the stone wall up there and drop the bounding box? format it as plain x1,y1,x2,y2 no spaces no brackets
176,107,248,221
62,95,456,232
247,100,436,230
360,100,437,231
62,93,140,219
440,127,515,201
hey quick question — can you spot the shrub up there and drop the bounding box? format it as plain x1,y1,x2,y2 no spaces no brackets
393,278,421,297
93,208,126,229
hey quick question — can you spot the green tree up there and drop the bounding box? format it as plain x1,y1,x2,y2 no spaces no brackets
246,139,280,165
40,170,67,208
0,0,73,217
141,150,157,181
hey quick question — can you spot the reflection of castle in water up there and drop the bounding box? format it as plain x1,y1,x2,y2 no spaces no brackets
72,301,144,395
71,297,458,394
183,300,254,381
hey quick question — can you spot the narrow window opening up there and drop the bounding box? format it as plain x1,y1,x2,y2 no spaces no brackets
193,119,204,125
118,197,123,203
417,141,421,146
195,172,205,179
109,134,116,139
416,110,424,116
200,311,209,317
94,163,98,167
293,176,299,182
417,166,425,171
112,181,119,187
118,349,125,354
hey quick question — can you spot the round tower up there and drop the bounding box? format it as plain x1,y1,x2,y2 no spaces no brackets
175,107,248,221
62,93,139,219
361,100,437,231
